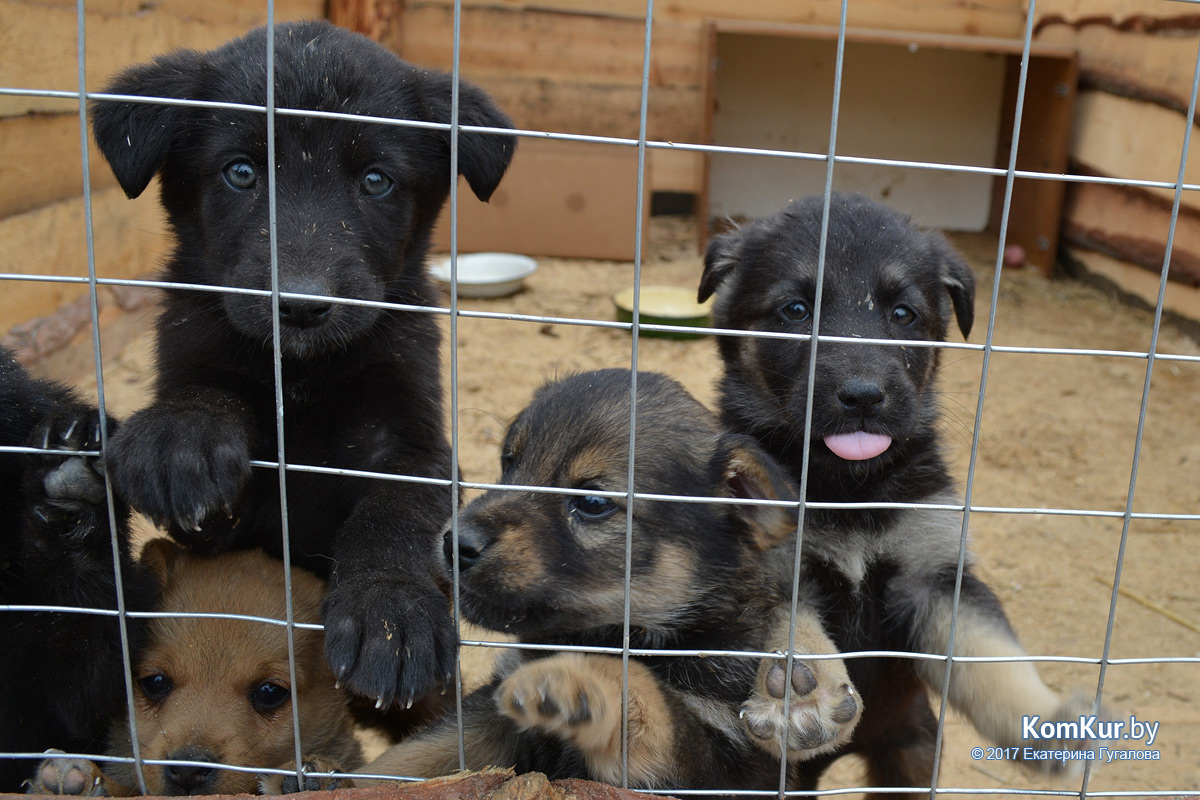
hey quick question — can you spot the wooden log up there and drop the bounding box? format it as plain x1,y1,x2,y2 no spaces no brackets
1062,246,1200,336
1035,0,1200,30
1071,90,1200,214
0,187,168,333
1062,179,1200,287
1037,24,1200,114
0,0,324,117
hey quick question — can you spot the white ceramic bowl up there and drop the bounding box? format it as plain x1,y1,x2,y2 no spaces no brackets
430,253,538,298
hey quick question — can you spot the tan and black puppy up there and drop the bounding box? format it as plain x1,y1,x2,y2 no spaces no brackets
29,543,362,797
356,369,860,795
699,193,1102,792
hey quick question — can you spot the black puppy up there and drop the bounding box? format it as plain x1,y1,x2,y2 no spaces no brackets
91,21,516,707
699,194,1099,790
0,347,155,791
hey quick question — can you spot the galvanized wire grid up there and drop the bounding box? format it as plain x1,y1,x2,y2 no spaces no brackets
1,0,1199,797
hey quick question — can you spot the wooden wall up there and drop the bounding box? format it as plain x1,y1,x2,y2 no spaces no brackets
1035,0,1200,323
0,0,324,339
331,0,1028,195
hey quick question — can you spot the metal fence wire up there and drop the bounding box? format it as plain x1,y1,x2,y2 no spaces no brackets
2,0,1199,797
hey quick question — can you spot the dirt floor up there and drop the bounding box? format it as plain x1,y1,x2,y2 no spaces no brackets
21,216,1200,796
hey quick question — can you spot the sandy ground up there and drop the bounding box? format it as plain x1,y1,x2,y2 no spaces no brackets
23,217,1200,796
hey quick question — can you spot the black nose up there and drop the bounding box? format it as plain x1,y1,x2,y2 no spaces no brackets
443,525,489,572
837,378,885,417
278,297,333,328
163,749,216,794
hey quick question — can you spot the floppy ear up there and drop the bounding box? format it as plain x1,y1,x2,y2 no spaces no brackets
698,231,742,303
716,434,799,551
930,234,976,339
421,71,517,202
137,536,185,591
91,49,202,199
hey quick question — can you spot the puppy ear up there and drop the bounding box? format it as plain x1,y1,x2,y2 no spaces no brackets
421,72,517,202
698,231,741,303
717,434,799,551
91,50,202,199
930,234,976,339
138,536,184,590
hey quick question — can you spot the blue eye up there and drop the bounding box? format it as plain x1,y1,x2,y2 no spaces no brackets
892,305,917,327
222,159,257,190
779,300,811,322
138,672,173,702
361,169,394,197
568,494,618,521
249,681,290,712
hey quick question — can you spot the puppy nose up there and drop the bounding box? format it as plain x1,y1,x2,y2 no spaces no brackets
163,748,216,794
278,297,333,327
837,378,885,417
278,278,335,328
443,524,490,572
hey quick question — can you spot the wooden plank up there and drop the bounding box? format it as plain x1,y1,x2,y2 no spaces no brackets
1071,90,1200,214
989,53,1078,276
0,0,324,117
0,113,121,219
447,77,705,144
1037,24,1200,113
430,137,648,261
396,6,704,90
1063,179,1200,287
1063,246,1200,331
712,19,1073,57
404,0,1026,38
0,187,169,331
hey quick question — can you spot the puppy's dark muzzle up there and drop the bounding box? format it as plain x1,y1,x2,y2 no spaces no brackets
162,747,218,795
443,524,490,572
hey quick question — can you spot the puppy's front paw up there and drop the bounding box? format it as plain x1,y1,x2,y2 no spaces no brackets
498,656,617,749
741,654,860,760
257,757,354,794
24,409,111,539
322,578,456,708
106,405,250,542
26,751,108,796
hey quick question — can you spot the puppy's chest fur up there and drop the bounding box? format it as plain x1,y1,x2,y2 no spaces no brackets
800,492,968,643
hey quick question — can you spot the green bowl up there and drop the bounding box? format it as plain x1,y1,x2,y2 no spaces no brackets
613,285,713,339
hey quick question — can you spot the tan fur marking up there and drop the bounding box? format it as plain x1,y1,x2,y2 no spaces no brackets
915,600,1066,747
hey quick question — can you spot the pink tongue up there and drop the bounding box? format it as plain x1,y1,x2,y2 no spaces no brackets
824,432,893,461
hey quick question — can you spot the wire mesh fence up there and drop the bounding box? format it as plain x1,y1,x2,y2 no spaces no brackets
1,0,1198,797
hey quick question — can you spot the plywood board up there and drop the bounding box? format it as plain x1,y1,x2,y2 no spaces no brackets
707,33,1008,231
431,137,648,261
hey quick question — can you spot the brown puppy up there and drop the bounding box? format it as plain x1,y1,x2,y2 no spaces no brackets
699,193,1104,792
29,543,362,796
352,369,860,796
